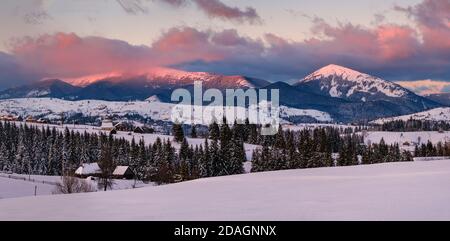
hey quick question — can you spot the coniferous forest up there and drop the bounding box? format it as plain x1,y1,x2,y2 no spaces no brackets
3,120,449,185
377,119,450,132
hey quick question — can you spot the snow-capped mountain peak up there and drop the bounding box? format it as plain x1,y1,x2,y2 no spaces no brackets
302,64,370,82
297,64,408,99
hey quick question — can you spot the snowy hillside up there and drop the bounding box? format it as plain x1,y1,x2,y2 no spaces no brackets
1,159,450,220
0,98,333,123
373,107,450,124
298,64,408,99
0,175,55,199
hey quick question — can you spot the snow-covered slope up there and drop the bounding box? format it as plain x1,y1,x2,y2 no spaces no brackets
297,64,408,99
373,107,450,124
0,79,81,99
0,175,55,199
0,98,175,121
1,159,450,220
64,67,270,89
0,173,153,199
0,98,333,123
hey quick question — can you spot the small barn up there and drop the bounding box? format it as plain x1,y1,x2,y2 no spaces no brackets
75,163,102,178
113,166,134,179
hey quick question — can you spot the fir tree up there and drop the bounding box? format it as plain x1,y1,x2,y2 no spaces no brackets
209,121,220,141
172,123,184,143
191,125,197,138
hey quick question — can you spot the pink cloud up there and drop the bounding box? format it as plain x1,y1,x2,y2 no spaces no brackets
11,33,154,78
8,28,260,79
396,79,450,95
2,0,449,86
151,27,226,64
395,0,450,53
376,25,419,60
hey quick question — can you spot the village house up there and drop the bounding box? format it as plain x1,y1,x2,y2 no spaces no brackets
25,116,37,123
75,163,102,178
75,163,134,180
101,118,115,131
112,166,135,179
0,114,19,121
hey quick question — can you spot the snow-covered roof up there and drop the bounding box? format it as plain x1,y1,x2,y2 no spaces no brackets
101,119,114,128
113,166,131,176
75,163,102,175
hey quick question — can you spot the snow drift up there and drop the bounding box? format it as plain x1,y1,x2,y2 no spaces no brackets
1,159,450,220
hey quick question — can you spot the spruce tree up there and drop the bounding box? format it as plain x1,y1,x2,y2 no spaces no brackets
209,121,220,141
228,140,245,175
179,138,191,180
172,123,184,143
199,138,211,177
209,138,221,176
191,125,197,138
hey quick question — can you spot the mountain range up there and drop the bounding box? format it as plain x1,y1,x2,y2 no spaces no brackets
0,64,443,123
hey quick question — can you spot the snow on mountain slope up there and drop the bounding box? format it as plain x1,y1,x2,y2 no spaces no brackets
63,72,123,87
64,67,270,89
373,107,450,124
0,98,175,121
0,98,333,123
1,159,450,220
298,64,408,99
0,79,81,100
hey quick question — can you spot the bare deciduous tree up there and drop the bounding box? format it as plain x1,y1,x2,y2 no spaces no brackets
98,144,115,191
53,175,95,194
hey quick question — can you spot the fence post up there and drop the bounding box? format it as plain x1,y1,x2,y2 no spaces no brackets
34,185,37,196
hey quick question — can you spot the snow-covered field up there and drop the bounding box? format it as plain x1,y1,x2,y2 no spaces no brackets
0,173,153,199
0,97,333,123
1,159,450,221
0,176,55,199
